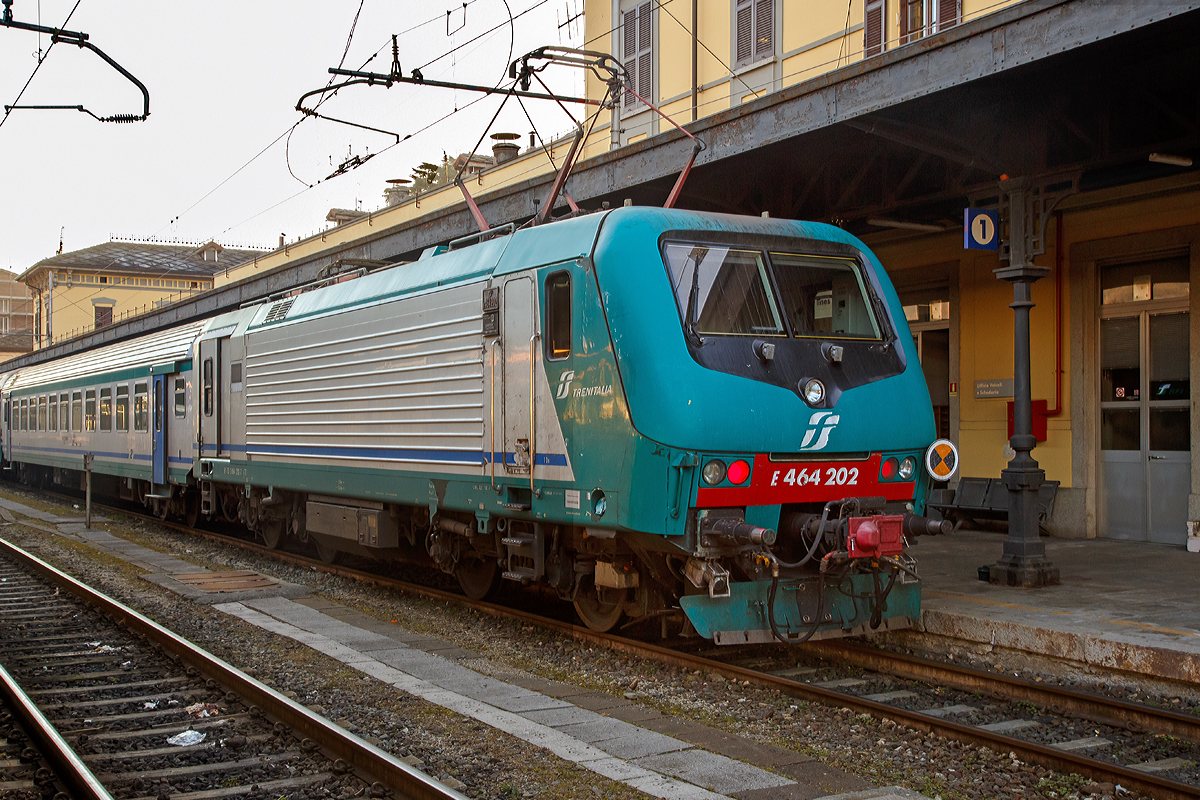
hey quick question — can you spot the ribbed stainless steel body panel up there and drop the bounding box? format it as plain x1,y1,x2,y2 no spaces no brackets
244,284,487,473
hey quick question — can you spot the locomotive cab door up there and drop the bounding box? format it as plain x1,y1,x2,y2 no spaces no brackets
502,277,534,474
152,374,167,485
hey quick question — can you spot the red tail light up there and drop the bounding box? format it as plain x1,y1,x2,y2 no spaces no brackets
881,457,899,480
727,459,750,485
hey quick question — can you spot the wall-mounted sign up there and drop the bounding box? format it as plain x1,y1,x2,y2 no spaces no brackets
975,378,1014,398
964,208,999,251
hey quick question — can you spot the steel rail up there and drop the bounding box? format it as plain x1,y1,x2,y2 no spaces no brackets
809,641,1200,744
0,660,115,800
0,534,465,800
9,489,1200,798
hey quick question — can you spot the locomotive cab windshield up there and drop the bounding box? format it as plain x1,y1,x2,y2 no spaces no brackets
661,238,905,406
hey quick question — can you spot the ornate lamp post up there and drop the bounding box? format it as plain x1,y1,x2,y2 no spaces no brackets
989,177,1061,587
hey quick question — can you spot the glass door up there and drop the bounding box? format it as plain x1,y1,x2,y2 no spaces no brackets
1098,254,1190,544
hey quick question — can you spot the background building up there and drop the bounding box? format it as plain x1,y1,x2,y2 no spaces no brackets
21,240,264,348
0,269,35,361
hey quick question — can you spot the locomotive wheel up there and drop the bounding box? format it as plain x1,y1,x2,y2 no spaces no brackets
313,538,344,565
456,556,500,601
261,518,285,550
573,578,624,632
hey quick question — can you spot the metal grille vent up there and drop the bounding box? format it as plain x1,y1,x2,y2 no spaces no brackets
264,297,295,324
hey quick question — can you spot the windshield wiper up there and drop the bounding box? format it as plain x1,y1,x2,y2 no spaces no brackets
683,245,708,347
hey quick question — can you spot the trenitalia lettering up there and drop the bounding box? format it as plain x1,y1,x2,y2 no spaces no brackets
572,385,613,398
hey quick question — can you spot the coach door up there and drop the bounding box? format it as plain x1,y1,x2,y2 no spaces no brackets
502,277,534,474
1098,254,1190,543
198,335,224,459
152,374,167,484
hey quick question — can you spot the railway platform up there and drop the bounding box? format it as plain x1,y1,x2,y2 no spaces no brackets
905,529,1200,685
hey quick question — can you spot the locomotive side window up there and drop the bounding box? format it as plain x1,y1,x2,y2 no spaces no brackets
85,389,97,431
770,252,881,340
72,391,82,432
203,358,213,417
134,382,149,432
38,396,46,430
116,386,129,432
175,379,186,417
100,388,112,432
59,393,68,432
545,271,572,361
662,243,785,336
48,395,56,432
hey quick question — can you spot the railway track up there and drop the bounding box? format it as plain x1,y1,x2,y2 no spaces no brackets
8,486,1200,799
0,534,465,800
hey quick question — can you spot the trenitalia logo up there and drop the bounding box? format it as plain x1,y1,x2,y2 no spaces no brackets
556,371,575,399
556,370,614,400
799,411,840,451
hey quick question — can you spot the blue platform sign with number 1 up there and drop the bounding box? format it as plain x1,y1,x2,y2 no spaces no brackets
964,208,999,250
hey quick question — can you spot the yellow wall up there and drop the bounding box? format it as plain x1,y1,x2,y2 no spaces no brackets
38,274,211,346
871,181,1200,490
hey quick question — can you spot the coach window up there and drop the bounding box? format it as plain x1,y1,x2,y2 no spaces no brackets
38,396,46,430
174,378,186,417
85,389,97,431
20,398,27,430
59,393,68,432
545,271,572,361
100,388,112,432
203,358,213,417
48,395,57,431
134,382,148,432
154,382,163,433
72,391,82,431
116,386,129,432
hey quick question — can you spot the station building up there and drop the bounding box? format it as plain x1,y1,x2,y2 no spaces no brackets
9,0,1197,548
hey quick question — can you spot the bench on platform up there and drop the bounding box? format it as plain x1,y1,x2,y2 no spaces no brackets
927,476,1060,531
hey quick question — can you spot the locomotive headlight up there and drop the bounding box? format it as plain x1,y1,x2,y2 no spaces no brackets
898,456,916,480
702,459,727,485
800,378,825,407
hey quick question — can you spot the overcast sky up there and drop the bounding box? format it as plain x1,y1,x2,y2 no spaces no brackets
0,0,587,273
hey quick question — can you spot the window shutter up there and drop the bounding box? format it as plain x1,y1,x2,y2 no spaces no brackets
621,3,652,108
735,0,752,65
937,0,960,30
899,0,911,42
638,2,651,100
623,8,638,107
754,0,773,59
864,0,884,58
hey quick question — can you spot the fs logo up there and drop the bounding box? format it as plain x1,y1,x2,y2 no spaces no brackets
799,411,840,451
556,371,575,400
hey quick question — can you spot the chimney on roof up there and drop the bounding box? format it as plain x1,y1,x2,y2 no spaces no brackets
491,132,521,165
384,178,411,207
279,234,285,249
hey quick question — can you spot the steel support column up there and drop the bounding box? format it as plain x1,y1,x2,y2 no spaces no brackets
991,178,1060,587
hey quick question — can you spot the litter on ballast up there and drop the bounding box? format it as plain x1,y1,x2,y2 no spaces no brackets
167,730,205,747
143,701,158,710
185,702,221,718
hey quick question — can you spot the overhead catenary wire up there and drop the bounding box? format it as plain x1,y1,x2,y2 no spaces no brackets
159,0,487,234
